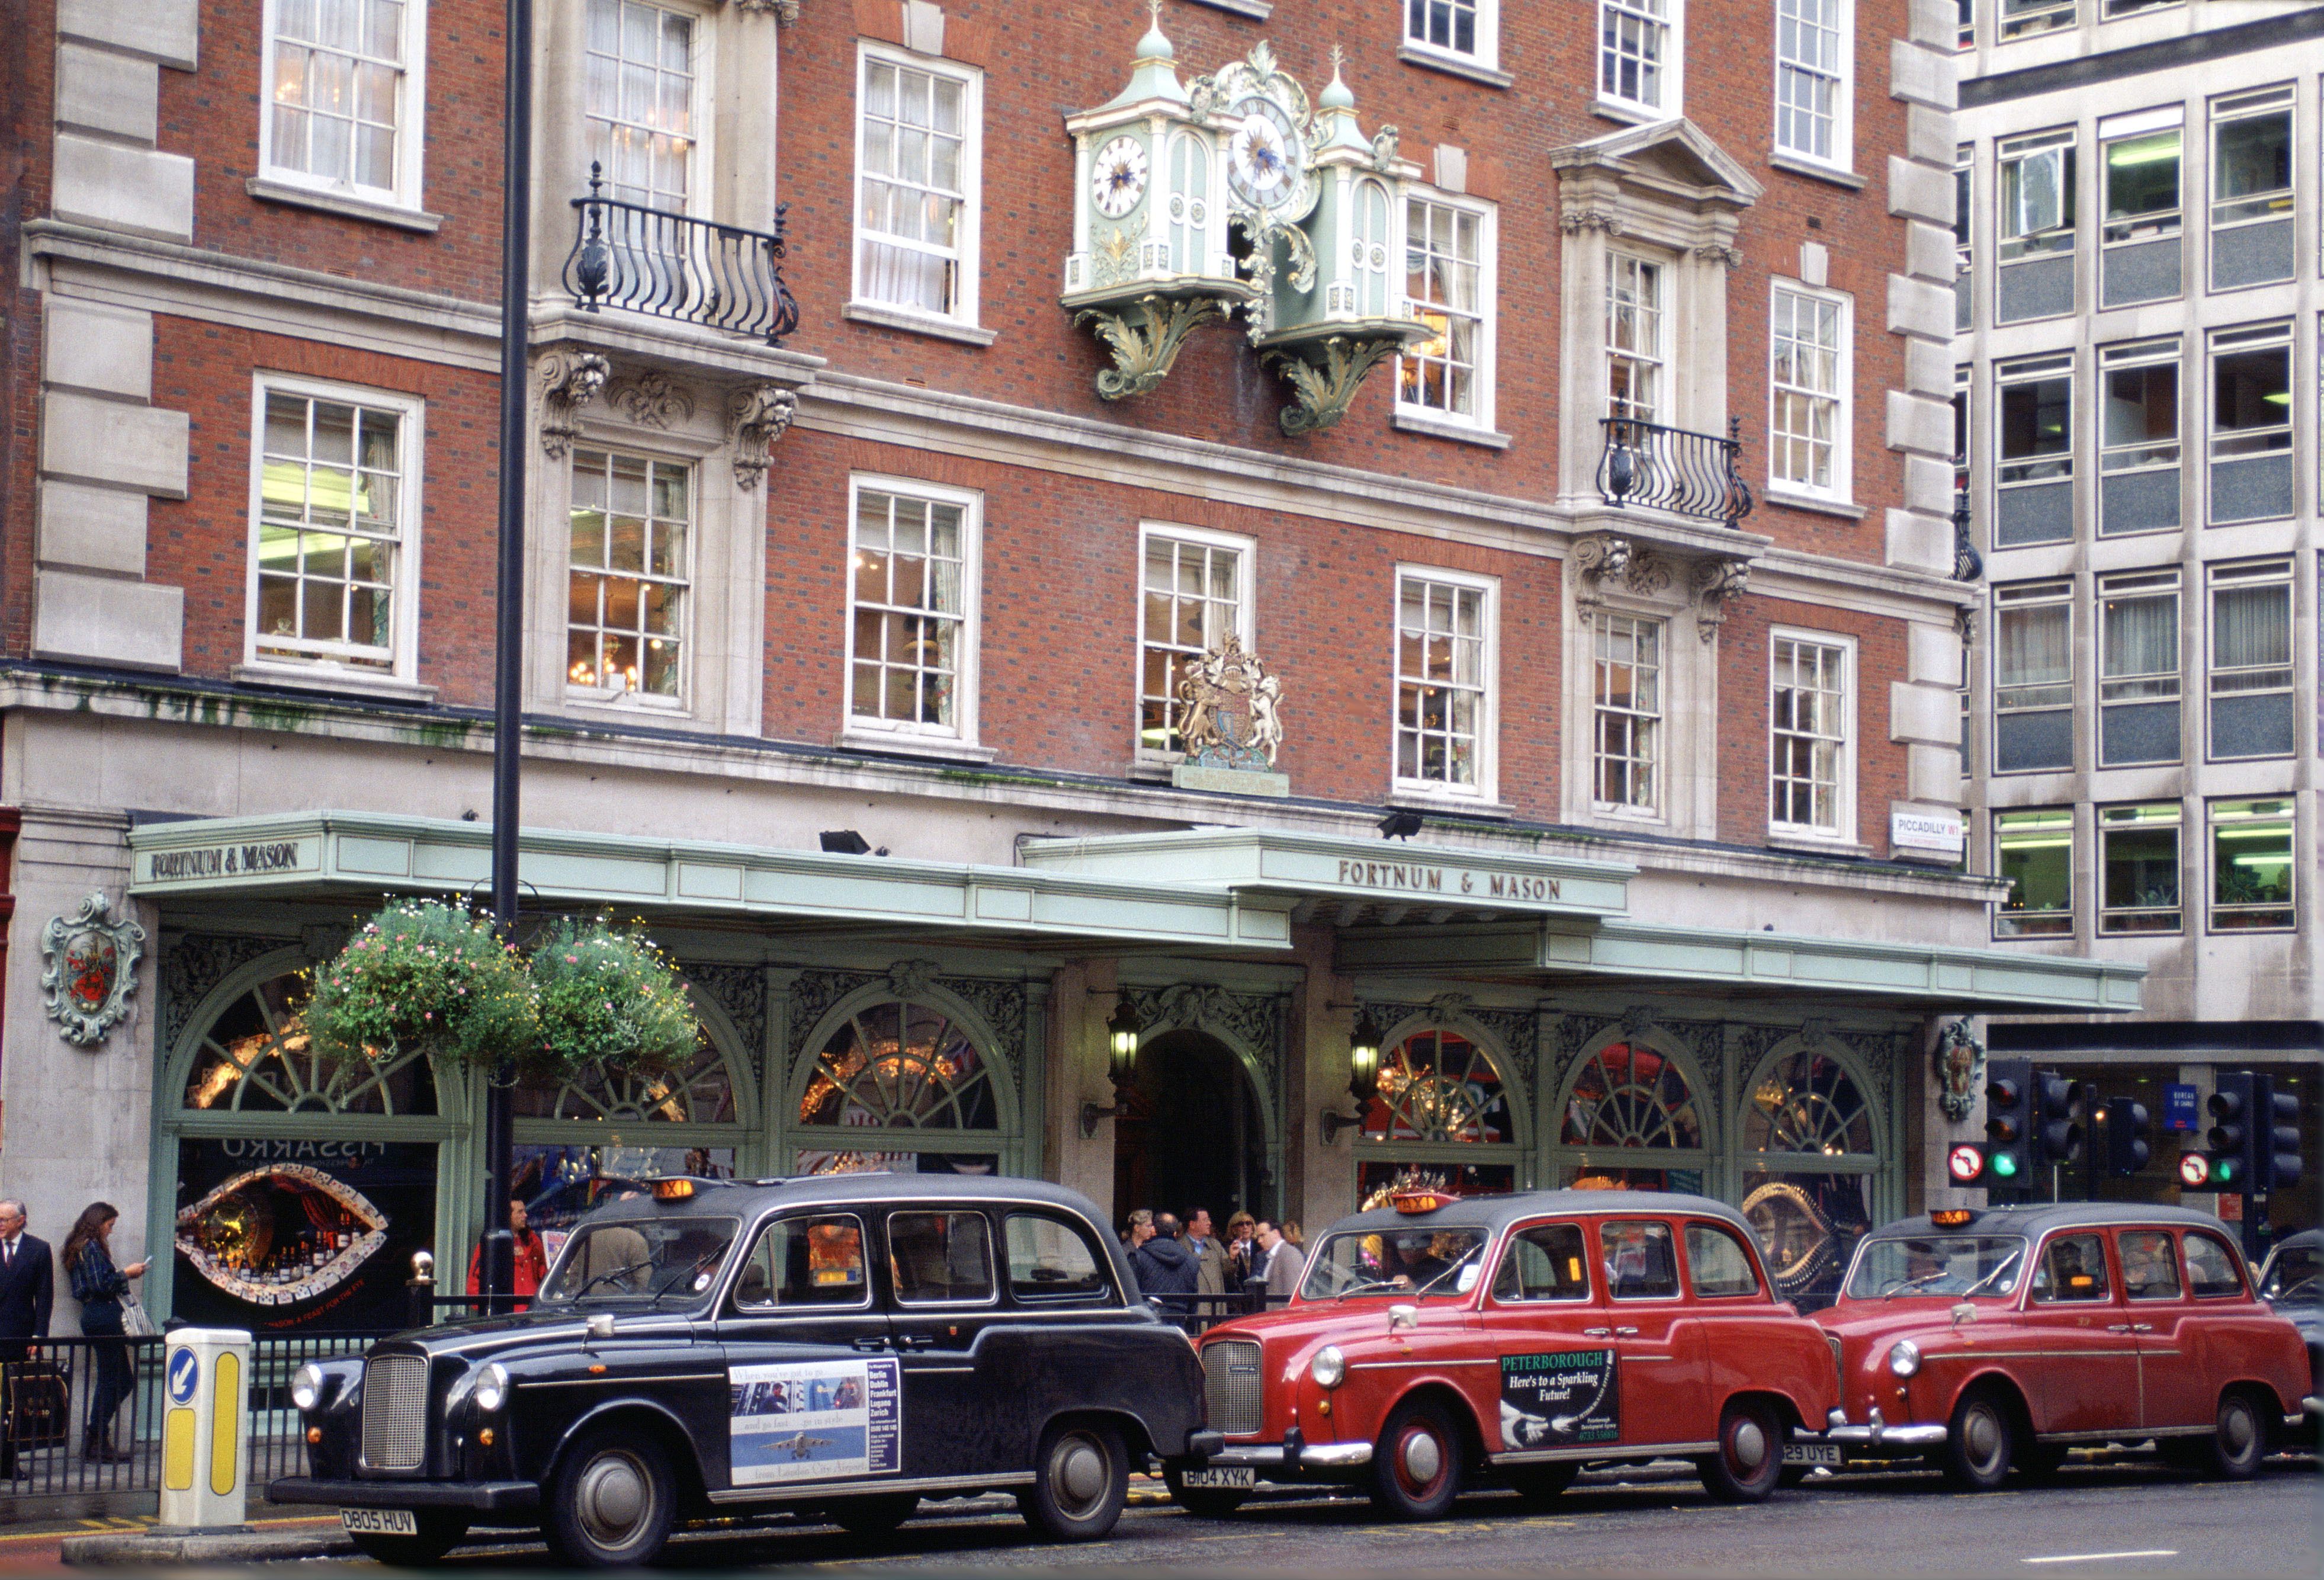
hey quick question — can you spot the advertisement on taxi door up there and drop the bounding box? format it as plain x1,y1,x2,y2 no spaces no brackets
729,1358,903,1485
1500,1349,1620,1447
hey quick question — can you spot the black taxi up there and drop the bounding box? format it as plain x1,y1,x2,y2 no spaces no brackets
270,1174,1208,1565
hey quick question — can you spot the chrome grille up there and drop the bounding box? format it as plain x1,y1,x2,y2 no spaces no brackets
360,1353,428,1471
1203,1339,1263,1436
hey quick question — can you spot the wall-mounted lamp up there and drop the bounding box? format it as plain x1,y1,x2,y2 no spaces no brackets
1320,1009,1385,1145
1080,991,1144,1137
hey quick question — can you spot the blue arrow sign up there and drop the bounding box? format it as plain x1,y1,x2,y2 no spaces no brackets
166,1347,200,1405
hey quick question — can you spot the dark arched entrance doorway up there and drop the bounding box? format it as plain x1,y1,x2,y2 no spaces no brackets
1113,1029,1269,1229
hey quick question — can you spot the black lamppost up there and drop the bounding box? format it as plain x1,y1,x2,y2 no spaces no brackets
480,0,537,1308
1080,992,1144,1137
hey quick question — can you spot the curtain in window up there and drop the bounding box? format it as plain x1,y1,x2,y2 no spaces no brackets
1999,605,2070,686
2102,595,2175,680
2213,585,2289,670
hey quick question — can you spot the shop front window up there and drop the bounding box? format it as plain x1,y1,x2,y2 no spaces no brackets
183,972,437,1115
1556,1041,1705,1193
793,996,1006,1177
1741,1046,1880,1311
1361,1028,1510,1144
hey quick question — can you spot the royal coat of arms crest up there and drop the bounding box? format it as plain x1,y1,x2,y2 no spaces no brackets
1178,635,1285,772
1934,1019,1985,1124
40,892,146,1047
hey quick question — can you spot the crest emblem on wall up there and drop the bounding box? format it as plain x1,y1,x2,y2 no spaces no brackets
39,891,146,1046
1934,1020,1985,1124
1179,636,1285,771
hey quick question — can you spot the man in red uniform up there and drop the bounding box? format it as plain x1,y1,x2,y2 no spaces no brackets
467,1197,550,1307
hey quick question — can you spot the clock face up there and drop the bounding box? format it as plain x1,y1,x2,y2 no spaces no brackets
1227,97,1305,213
1090,135,1149,220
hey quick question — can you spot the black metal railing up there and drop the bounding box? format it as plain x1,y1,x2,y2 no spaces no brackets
0,1333,374,1505
1596,416,1755,526
564,164,800,346
1153,1288,1293,1337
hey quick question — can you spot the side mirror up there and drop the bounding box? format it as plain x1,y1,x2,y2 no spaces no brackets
1388,1303,1418,1334
585,1313,616,1342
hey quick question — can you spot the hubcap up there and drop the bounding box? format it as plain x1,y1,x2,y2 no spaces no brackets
1731,1418,1767,1470
574,1450,651,1549
1052,1434,1108,1515
1400,1428,1443,1486
1965,1408,2002,1469
2222,1403,2255,1456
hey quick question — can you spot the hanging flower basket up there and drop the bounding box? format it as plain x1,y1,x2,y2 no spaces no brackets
303,900,540,1069
524,916,700,1084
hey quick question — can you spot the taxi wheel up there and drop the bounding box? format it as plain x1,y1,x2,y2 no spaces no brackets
1019,1419,1129,1542
1503,1460,1578,1508
1941,1387,2016,1492
1699,1399,1783,1503
1163,1467,1249,1518
1369,1398,1463,1521
2198,1390,2267,1480
344,1512,470,1566
544,1427,677,1568
827,1493,921,1537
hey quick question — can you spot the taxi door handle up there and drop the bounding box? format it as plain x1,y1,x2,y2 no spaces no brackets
1615,1326,1639,1337
893,1334,938,1351
1582,1327,1613,1337
2105,1323,2136,1333
852,1335,892,1352
2130,1323,2153,1334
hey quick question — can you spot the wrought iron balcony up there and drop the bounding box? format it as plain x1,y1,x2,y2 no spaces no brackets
564,165,800,346
1596,416,1754,527
1952,491,1983,583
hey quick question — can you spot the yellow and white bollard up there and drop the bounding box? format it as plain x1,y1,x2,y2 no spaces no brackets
158,1328,251,1531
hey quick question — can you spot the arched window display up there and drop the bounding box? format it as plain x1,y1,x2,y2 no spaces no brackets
165,965,452,1334
790,996,1012,1177
1353,1027,1519,1200
511,1039,750,1258
1552,1040,1710,1194
1739,1044,1883,1312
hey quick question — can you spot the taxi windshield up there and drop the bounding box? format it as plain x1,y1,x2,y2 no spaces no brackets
2261,1244,2323,1303
1844,1234,2026,1300
1300,1226,1490,1300
537,1215,741,1306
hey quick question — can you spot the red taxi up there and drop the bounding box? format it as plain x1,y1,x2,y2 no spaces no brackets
1800,1203,2311,1489
1173,1189,1839,1520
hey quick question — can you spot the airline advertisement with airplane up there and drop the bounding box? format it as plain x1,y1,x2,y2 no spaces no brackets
728,1358,903,1485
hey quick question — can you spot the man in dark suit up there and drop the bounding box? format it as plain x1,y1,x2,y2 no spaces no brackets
0,1200,55,1479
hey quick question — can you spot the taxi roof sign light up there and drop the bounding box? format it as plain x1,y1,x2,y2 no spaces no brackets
651,1178,695,1201
1391,1188,1459,1214
1930,1208,1978,1227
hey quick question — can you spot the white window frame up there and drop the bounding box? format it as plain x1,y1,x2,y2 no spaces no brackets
1402,0,1500,73
1767,629,1856,841
564,445,695,710
1391,565,1499,803
256,0,430,213
582,0,711,216
851,41,985,332
1134,523,1254,764
1597,0,1683,121
1395,189,1498,435
242,372,425,687
1766,280,1852,504
1773,0,1853,172
1605,250,1666,424
1592,612,1665,818
843,473,984,747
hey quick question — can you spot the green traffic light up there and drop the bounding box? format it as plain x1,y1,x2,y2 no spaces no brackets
2213,1156,2239,1185
1989,1153,2020,1178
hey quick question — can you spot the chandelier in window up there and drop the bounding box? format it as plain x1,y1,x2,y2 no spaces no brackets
1362,1028,1507,1144
1745,1050,1873,1156
799,1001,998,1131
1560,1042,1702,1150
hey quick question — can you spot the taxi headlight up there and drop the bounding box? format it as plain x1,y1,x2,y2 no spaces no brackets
472,1363,510,1414
289,1364,325,1413
1309,1345,1346,1390
1888,1339,1922,1379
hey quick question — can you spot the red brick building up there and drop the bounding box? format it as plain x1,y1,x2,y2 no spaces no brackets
0,0,2131,1332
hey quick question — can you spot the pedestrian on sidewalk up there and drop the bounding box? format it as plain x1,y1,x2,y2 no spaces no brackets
466,1196,549,1310
0,1200,56,1479
1125,1210,1198,1316
1223,1210,1257,1290
61,1204,144,1464
1180,1209,1228,1305
1250,1220,1304,1305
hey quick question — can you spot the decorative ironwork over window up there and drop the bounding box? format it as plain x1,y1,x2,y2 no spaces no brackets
513,1043,736,1124
799,1001,999,1130
1744,1049,1873,1155
1559,1041,1702,1149
1360,1028,1510,1144
181,973,436,1116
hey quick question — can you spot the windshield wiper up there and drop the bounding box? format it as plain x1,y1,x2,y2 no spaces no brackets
1410,1245,1485,1299
1332,1277,1403,1302
1882,1273,1951,1300
564,1260,653,1300
1960,1249,2022,1300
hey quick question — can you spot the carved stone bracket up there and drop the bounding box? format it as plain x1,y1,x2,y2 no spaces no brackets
1620,1003,1659,1039
538,349,611,459
608,370,695,429
1263,332,1410,437
1692,242,1744,268
727,383,797,491
1692,557,1751,642
1559,208,1626,236
1074,294,1230,401
1369,125,1401,172
1572,532,1673,616
731,0,799,20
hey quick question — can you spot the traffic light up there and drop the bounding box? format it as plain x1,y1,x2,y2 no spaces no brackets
2258,1073,2302,1193
1982,1059,2033,1200
2031,1070,2083,1172
2208,1072,2255,1192
2105,1096,2151,1178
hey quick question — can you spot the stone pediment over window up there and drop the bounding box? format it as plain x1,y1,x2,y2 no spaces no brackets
1551,118,1762,255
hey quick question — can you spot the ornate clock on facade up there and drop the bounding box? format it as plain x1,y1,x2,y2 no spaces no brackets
1225,97,1305,216
1090,135,1150,219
